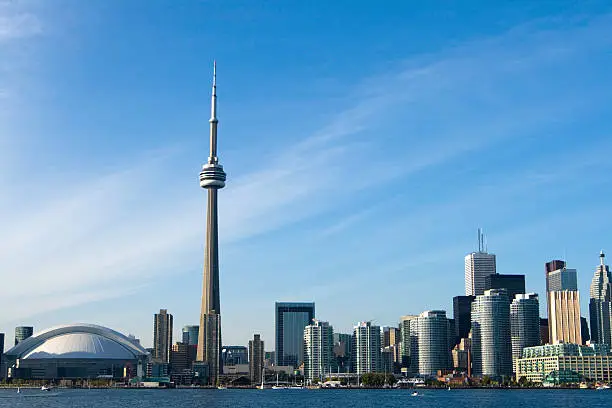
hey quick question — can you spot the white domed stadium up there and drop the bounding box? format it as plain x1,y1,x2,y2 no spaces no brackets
5,324,149,380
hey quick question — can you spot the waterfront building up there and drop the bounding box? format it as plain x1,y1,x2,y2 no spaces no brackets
182,325,199,346
515,343,612,384
485,274,526,301
14,326,33,346
549,290,582,345
153,309,173,363
471,289,512,378
170,342,192,373
453,296,475,344
4,324,148,379
465,230,496,296
304,320,334,381
381,326,400,348
249,334,264,385
452,337,471,374
399,315,418,371
545,260,579,343
222,346,248,366
353,321,382,375
510,293,541,361
332,333,353,373
275,302,315,367
412,311,451,377
196,63,228,385
590,251,612,348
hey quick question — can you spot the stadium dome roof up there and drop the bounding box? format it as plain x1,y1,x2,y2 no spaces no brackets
5,323,149,360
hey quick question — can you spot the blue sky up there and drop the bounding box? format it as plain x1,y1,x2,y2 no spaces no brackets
1,0,612,350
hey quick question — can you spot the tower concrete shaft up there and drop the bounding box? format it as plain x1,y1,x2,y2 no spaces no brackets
197,62,226,385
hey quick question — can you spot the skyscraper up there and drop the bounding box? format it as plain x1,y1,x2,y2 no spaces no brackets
412,310,451,376
399,315,418,371
249,334,264,385
182,325,199,346
304,320,334,381
471,289,512,378
545,260,579,344
590,251,612,348
275,302,315,367
485,274,526,301
453,296,475,343
465,229,496,296
510,293,541,361
353,321,382,375
197,62,227,385
14,326,33,346
0,332,4,380
153,309,173,363
549,291,582,344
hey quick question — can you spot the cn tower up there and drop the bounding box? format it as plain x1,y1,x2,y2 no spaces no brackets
196,61,226,384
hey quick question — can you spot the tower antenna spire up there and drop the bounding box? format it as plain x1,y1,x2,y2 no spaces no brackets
209,60,218,163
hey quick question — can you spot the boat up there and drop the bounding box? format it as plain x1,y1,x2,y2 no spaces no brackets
411,391,419,397
217,385,227,390
17,387,20,394
596,384,610,390
41,386,52,391
271,373,287,389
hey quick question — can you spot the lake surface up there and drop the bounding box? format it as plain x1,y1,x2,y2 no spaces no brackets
0,388,611,408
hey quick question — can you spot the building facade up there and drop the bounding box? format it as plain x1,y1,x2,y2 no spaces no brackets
412,310,451,377
471,289,512,378
14,326,33,346
304,320,334,381
510,293,541,362
353,321,381,375
399,315,418,371
465,253,496,297
275,302,315,367
332,333,353,373
453,296,475,344
590,251,612,348
153,309,173,363
516,343,612,383
249,334,264,385
485,274,526,301
221,346,248,366
549,291,582,345
182,325,199,346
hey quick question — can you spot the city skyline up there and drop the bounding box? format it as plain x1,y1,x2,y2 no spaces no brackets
1,1,612,351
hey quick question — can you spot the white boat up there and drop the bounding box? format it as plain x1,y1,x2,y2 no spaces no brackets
41,386,52,391
217,385,227,390
596,384,610,390
17,387,20,394
411,391,419,397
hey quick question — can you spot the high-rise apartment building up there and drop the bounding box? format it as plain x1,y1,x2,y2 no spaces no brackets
353,321,382,375
381,326,399,348
453,296,475,343
471,289,512,378
275,302,315,367
332,333,353,373
170,342,192,374
485,274,526,301
510,293,541,362
197,63,227,385
411,310,451,376
182,325,199,346
549,291,582,345
590,251,612,348
153,309,173,363
14,326,33,346
465,230,496,296
249,334,264,385
304,320,334,381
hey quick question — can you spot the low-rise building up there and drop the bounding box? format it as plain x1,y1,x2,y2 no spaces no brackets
515,343,612,384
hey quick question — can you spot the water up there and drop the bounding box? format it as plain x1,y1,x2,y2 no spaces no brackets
0,388,611,408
